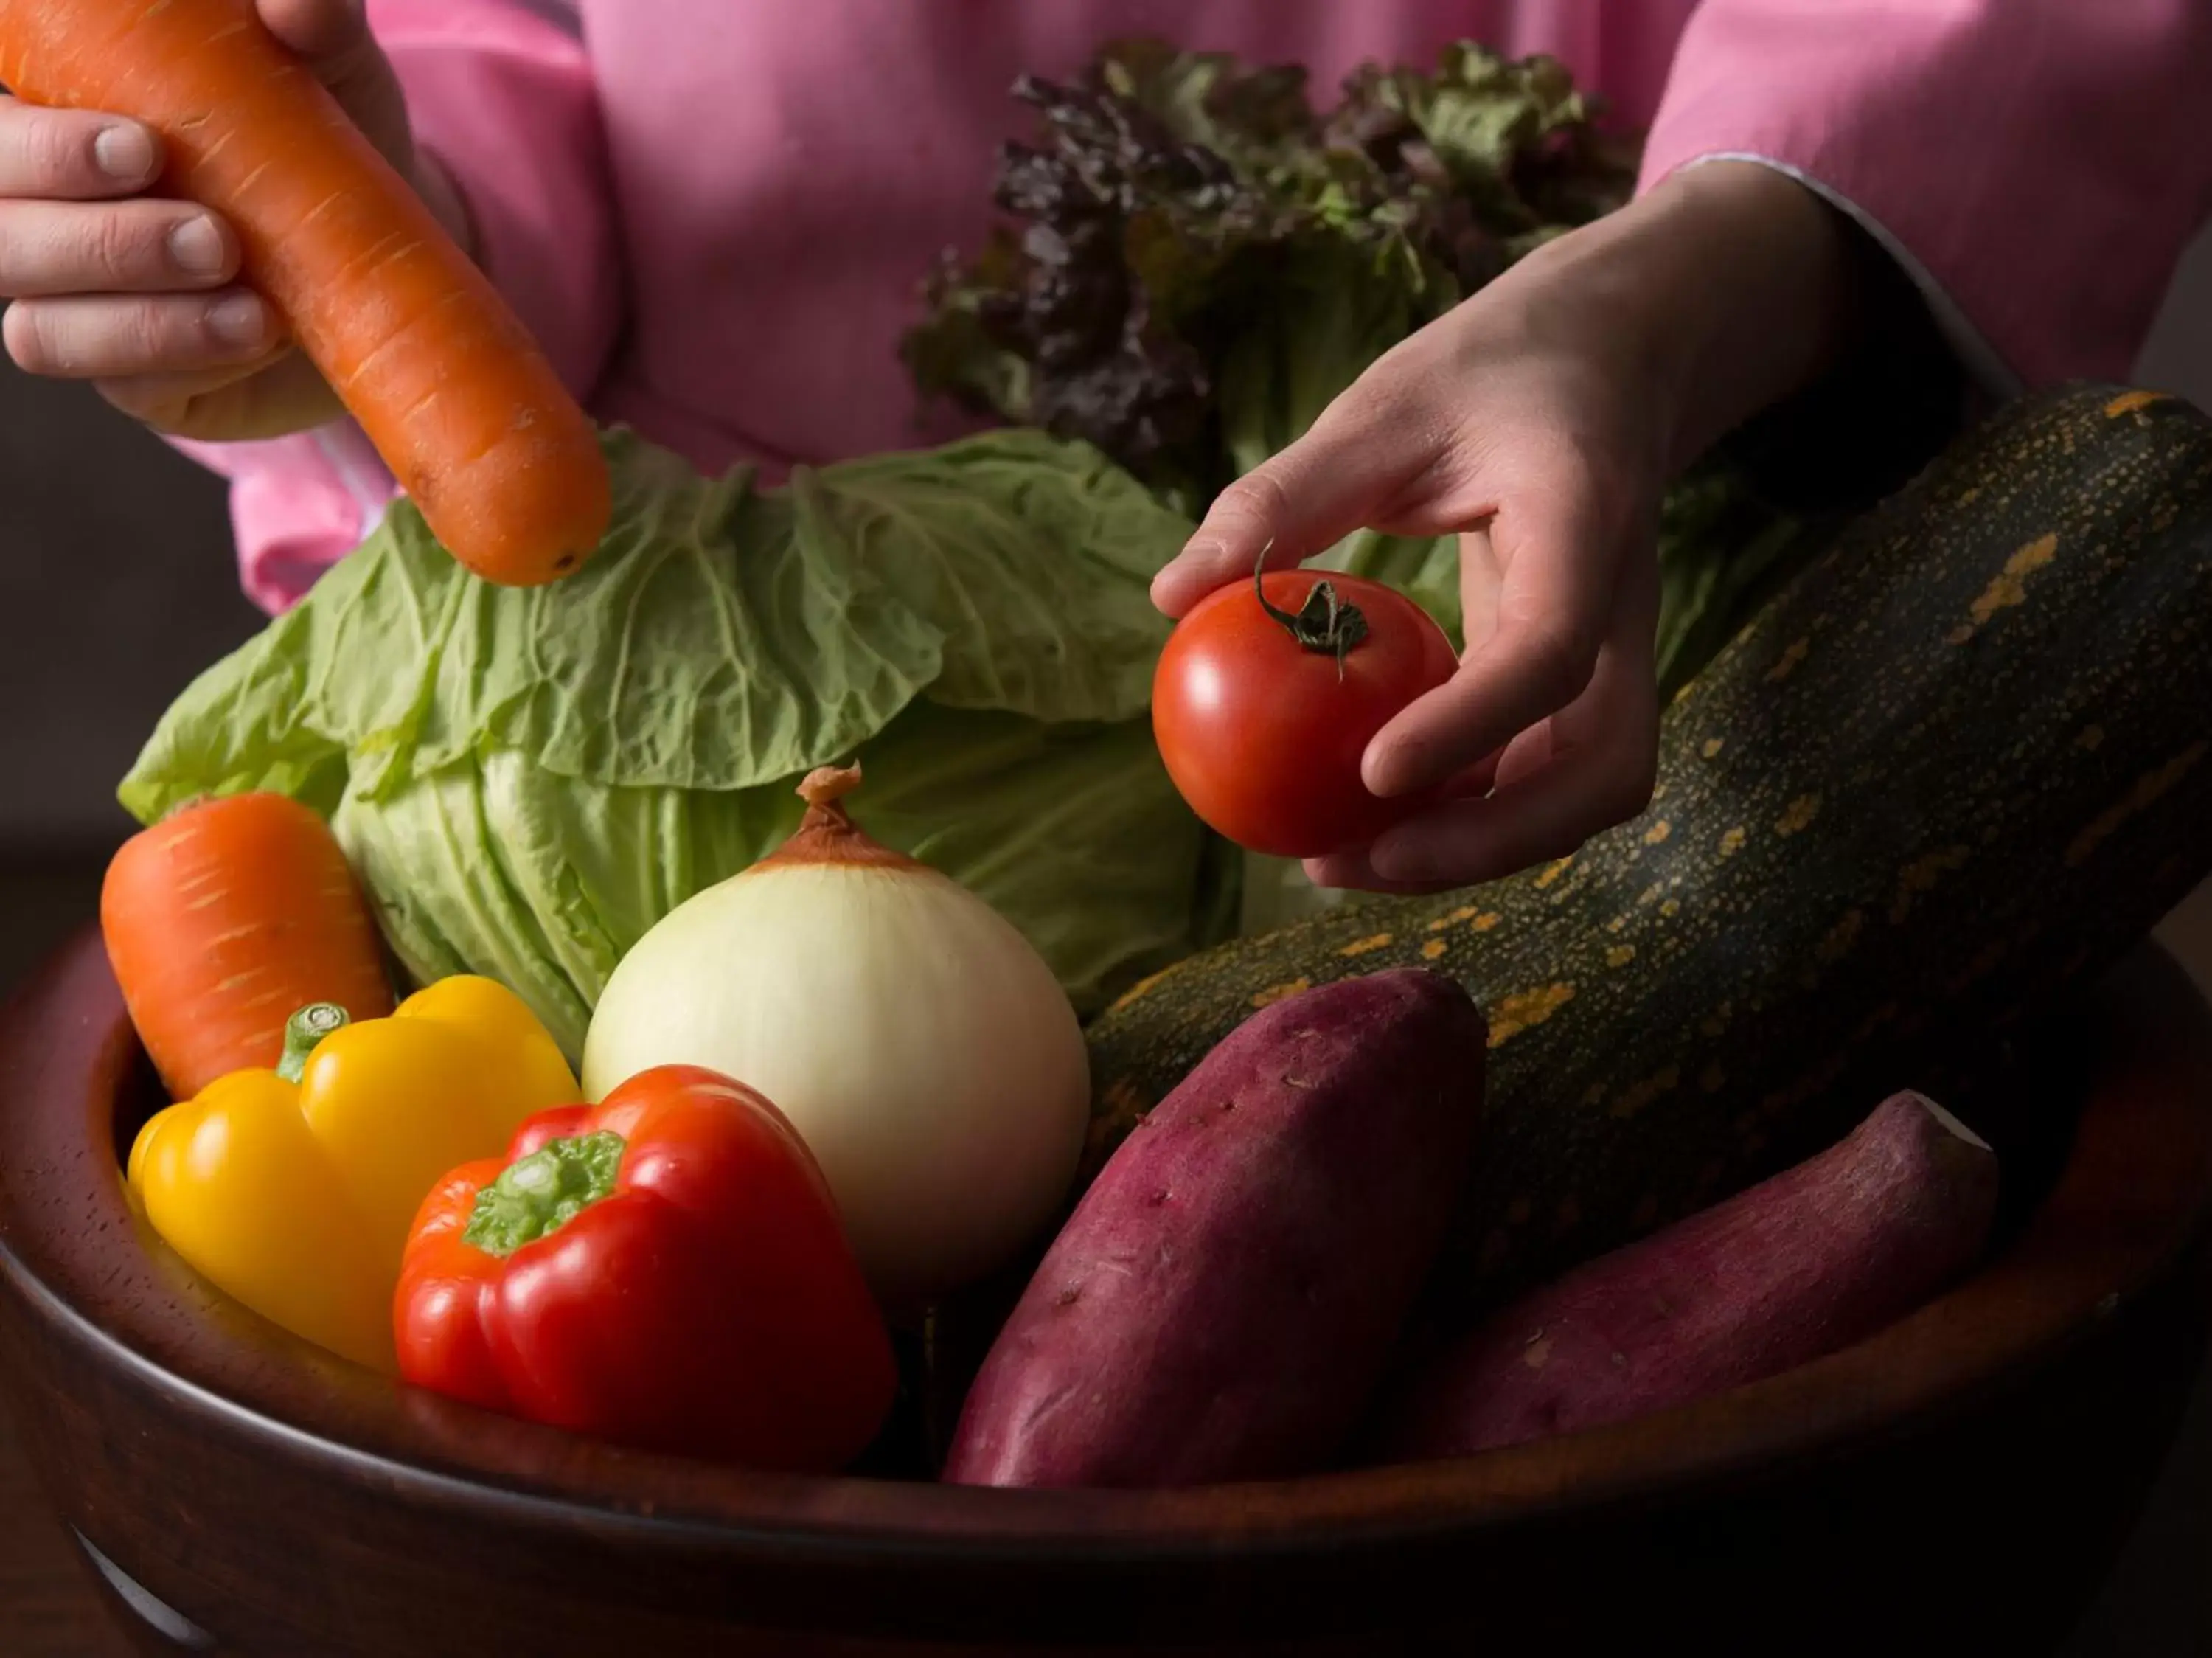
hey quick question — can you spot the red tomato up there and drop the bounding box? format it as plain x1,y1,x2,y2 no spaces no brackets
1153,569,1459,859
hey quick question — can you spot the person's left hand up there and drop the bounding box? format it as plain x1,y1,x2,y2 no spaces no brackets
1151,161,1859,894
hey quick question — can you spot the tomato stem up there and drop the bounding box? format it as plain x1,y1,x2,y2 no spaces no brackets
1253,544,1367,681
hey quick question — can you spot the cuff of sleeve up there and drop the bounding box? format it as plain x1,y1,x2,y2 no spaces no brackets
1635,152,1978,518
1663,152,2020,403
173,428,399,616
1630,0,2211,395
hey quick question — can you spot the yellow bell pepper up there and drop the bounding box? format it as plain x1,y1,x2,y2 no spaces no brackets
127,977,581,1373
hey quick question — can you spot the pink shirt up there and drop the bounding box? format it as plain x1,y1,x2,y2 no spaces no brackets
185,0,2212,614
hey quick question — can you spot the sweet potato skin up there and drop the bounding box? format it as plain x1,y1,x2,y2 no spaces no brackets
1380,1091,2001,1460
945,969,1486,1489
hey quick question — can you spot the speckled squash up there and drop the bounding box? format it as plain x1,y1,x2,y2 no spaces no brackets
1085,384,2212,1329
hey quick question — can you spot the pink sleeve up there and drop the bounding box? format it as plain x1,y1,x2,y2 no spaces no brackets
1638,0,2212,392
184,0,619,614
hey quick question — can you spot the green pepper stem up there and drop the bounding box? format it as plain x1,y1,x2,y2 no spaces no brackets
1252,542,1367,681
275,1004,350,1083
463,1131,627,1258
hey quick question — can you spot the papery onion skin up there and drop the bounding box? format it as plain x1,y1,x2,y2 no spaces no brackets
580,791,1091,1309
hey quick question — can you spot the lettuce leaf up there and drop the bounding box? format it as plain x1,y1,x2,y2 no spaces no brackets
904,38,1635,513
908,39,1836,937
121,429,1223,1057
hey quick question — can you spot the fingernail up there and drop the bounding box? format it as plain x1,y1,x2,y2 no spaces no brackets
1366,842,1418,885
93,124,156,183
208,292,268,349
168,217,229,278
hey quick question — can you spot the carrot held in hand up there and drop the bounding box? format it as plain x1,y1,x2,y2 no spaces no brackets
0,0,611,586
102,793,396,1100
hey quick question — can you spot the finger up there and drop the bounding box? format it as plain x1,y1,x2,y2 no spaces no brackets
257,0,410,154
1150,517,1306,624
1152,391,1455,618
1445,750,1505,799
1151,448,1377,619
1358,738,1647,889
96,353,286,430
98,347,335,442
1301,848,1466,898
0,97,162,200
1299,753,1502,895
1363,645,1659,890
257,0,375,58
1489,719,1556,794
4,288,277,379
1362,482,1615,799
0,200,237,298
1458,522,1503,654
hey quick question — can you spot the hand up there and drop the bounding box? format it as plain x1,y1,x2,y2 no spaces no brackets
1152,162,1860,893
0,0,460,441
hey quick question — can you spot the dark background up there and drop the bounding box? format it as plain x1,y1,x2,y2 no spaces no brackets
1,233,2210,1652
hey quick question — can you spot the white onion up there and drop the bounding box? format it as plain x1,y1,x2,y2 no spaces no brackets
581,765,1090,1308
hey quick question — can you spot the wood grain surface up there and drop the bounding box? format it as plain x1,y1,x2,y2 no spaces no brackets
0,1400,131,1657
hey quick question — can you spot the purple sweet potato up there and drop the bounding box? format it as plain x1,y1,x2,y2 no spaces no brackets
944,968,1486,1489
1379,1090,2001,1461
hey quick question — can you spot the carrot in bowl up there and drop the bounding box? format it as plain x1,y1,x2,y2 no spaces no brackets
101,793,396,1100
0,0,611,586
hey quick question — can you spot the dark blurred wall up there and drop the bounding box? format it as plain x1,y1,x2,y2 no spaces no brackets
2140,228,2212,1001
0,364,261,856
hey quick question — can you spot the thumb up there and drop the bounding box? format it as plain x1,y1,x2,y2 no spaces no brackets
257,0,414,172
1150,398,1442,619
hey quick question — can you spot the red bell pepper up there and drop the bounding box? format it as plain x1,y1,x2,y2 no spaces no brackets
393,1064,896,1471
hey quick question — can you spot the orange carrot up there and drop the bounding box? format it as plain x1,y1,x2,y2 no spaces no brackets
101,794,396,1100
0,0,611,586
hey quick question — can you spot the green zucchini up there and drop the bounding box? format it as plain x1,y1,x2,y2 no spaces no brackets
1085,384,2212,1328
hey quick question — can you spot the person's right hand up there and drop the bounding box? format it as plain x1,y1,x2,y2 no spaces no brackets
0,0,456,443
1152,161,1860,894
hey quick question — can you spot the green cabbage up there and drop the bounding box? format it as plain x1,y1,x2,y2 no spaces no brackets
120,429,1231,1058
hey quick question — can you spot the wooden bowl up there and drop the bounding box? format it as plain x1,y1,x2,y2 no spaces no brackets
2,929,2210,1658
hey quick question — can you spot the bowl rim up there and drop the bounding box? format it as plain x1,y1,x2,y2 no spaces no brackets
4,926,2211,1563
